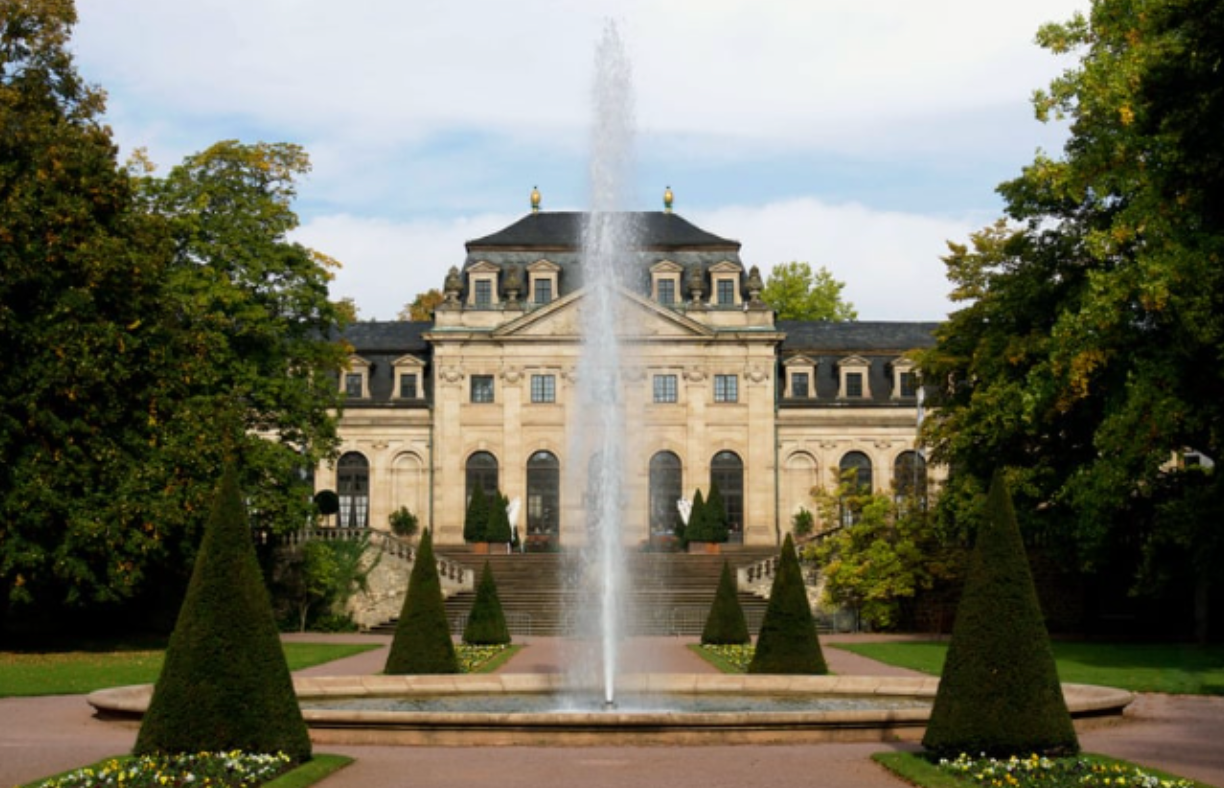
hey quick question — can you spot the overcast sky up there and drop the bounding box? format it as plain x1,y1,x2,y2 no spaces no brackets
71,0,1087,321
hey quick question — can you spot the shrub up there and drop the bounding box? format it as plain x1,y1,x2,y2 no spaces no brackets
701,561,750,645
922,470,1078,758
384,528,459,674
463,562,511,645
313,489,339,517
463,486,489,543
134,465,311,761
747,533,827,674
792,507,814,539
485,491,512,544
388,506,419,539
685,489,708,543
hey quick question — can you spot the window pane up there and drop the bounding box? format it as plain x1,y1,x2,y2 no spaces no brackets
471,375,494,403
714,374,738,402
399,373,417,399
649,451,683,536
466,451,499,507
711,451,744,543
345,373,363,398
657,279,675,305
899,371,917,397
792,372,809,398
337,452,369,528
846,372,863,398
531,374,555,403
526,451,560,536
475,279,492,307
717,279,734,305
653,374,677,403
534,279,552,304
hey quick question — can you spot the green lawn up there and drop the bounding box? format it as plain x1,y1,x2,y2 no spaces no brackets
0,641,381,697
830,640,1224,695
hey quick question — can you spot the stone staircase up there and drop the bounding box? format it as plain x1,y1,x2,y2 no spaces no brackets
368,547,778,637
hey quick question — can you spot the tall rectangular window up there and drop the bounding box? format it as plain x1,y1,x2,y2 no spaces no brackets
714,374,738,403
474,279,492,307
399,373,418,399
471,374,494,403
345,373,363,398
846,372,864,398
534,279,552,305
531,374,555,403
657,279,675,305
899,371,917,398
792,372,809,398
653,374,678,403
717,279,734,305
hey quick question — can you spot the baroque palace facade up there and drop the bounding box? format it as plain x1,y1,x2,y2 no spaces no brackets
321,206,939,549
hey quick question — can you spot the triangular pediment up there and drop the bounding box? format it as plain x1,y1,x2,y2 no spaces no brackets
493,287,715,340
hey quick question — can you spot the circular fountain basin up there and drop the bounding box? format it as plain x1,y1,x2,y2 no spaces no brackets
87,673,1132,746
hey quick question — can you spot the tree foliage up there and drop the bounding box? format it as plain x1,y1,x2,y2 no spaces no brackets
919,0,1224,640
701,561,750,645
761,262,857,321
747,534,827,674
399,288,444,322
463,485,489,543
462,561,510,645
134,465,312,761
923,471,1077,758
808,470,964,631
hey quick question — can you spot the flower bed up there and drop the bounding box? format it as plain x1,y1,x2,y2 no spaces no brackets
696,644,754,673
28,751,293,788
938,753,1199,788
456,643,515,673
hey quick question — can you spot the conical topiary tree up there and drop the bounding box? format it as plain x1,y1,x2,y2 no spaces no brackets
463,561,511,645
747,534,827,674
385,528,460,674
686,489,708,543
135,465,311,761
463,485,489,543
485,491,512,545
923,470,1078,758
706,482,730,543
701,561,750,645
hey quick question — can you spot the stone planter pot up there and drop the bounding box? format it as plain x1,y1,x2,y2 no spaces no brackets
472,542,490,555
687,541,721,555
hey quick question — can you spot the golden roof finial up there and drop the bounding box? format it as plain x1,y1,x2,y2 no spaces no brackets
531,185,541,213
663,185,674,213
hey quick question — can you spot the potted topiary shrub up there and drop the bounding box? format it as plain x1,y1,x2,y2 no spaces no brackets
792,507,814,541
464,486,490,553
388,506,419,540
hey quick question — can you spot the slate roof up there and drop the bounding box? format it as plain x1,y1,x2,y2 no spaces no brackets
778,320,939,353
334,321,430,353
465,212,741,252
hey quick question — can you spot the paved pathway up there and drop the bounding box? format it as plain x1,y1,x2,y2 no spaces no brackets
2,634,1222,788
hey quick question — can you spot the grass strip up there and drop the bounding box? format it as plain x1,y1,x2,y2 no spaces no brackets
873,751,1218,788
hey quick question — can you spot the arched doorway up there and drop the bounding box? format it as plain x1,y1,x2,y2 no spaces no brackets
648,451,683,539
526,450,560,546
894,450,927,509
337,452,369,528
838,451,873,527
710,451,744,543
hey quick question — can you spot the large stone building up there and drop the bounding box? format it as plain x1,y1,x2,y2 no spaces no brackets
321,206,938,548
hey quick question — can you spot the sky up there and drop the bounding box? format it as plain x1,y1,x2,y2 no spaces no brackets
70,0,1088,322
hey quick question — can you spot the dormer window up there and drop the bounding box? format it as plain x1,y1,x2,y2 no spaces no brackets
708,261,743,307
466,261,501,308
528,259,560,306
341,356,371,399
891,358,918,399
650,260,683,307
784,355,817,399
837,355,872,399
393,354,426,400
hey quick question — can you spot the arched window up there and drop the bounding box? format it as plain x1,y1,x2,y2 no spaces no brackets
648,451,683,537
337,452,369,528
526,451,560,538
894,451,928,508
710,451,744,543
838,451,873,527
465,451,499,506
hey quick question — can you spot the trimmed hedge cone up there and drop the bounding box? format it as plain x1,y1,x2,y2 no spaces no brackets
701,561,750,645
747,534,827,674
463,561,511,645
384,528,460,674
922,470,1079,758
135,465,311,762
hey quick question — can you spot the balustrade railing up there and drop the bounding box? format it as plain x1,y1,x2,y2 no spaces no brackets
285,528,473,590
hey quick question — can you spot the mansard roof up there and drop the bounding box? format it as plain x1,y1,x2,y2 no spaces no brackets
466,211,740,252
778,320,939,353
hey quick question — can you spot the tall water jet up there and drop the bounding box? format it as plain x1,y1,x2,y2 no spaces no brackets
567,19,637,707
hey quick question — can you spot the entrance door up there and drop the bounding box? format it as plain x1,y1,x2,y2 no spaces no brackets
526,450,560,546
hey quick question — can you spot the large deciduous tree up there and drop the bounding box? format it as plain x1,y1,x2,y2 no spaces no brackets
399,288,443,322
921,0,1224,641
761,262,857,321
